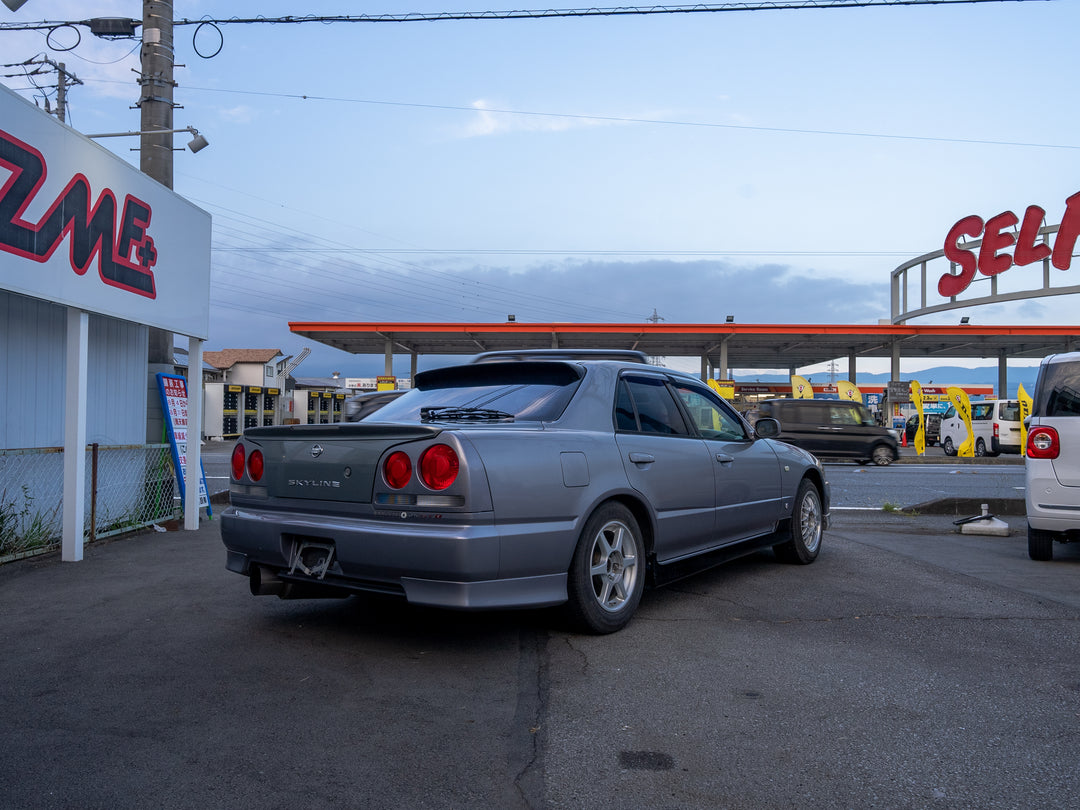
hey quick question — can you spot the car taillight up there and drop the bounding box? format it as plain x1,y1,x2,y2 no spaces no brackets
231,443,246,480
420,444,459,490
1027,426,1060,459
247,449,264,482
384,451,412,489
993,422,1000,438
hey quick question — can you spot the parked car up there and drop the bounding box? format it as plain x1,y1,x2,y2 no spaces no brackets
221,353,830,633
904,413,941,446
1025,352,1080,560
755,398,899,465
940,399,1022,457
343,389,407,421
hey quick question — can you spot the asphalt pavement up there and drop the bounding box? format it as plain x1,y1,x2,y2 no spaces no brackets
2,509,1079,809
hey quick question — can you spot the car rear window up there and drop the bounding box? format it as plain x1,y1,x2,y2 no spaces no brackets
999,403,1020,421
1034,360,1080,417
370,361,583,422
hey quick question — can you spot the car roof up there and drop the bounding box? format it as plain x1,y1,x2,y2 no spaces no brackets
470,349,649,364
1041,351,1080,366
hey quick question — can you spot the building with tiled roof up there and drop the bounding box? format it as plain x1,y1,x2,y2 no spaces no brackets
202,349,283,384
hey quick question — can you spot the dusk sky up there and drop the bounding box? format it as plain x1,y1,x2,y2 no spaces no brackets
3,1,1077,378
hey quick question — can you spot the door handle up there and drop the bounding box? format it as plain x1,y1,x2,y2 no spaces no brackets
716,453,734,465
629,452,655,464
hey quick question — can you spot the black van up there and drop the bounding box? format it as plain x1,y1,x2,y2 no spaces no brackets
757,398,899,465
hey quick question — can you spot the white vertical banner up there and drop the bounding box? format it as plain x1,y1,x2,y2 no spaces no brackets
157,373,210,517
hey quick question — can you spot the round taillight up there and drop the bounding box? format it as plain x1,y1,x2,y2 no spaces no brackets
384,451,412,489
1027,426,1060,459
420,444,459,491
230,443,246,480
247,449,265,482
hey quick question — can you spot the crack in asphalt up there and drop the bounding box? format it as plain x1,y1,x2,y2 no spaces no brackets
508,628,550,810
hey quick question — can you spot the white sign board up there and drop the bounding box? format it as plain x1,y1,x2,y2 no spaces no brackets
157,373,210,513
0,83,211,338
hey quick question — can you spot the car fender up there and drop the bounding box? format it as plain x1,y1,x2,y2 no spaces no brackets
461,428,654,577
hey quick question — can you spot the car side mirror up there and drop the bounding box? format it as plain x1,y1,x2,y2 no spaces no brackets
754,417,781,438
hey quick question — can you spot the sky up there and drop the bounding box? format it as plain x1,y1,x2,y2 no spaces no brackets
2,0,1078,379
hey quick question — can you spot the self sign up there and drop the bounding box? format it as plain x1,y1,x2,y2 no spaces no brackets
939,191,1080,298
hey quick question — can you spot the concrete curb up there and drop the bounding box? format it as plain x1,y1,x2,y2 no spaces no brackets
904,497,1026,517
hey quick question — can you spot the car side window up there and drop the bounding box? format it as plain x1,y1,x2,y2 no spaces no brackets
830,405,860,426
619,376,689,435
614,380,638,431
672,382,749,441
1036,361,1080,417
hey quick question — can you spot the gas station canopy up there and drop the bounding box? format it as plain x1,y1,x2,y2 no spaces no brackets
288,321,1078,370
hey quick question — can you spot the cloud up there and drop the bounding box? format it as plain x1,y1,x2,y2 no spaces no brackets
458,99,611,138
218,105,256,124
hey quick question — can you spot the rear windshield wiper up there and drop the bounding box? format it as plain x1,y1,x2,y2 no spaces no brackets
420,406,515,423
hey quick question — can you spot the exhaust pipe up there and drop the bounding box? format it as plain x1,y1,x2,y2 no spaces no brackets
249,565,285,596
249,565,350,600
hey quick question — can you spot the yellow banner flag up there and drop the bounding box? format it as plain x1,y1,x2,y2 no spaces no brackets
791,375,814,399
708,379,736,400
910,380,925,456
946,386,974,457
836,380,863,402
1018,383,1033,456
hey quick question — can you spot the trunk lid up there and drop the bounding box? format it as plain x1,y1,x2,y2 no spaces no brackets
242,423,442,503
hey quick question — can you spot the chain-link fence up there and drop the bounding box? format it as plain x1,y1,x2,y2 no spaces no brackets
0,444,179,561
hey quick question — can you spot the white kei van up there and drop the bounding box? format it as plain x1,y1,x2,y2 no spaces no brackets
1026,352,1080,560
939,399,1022,457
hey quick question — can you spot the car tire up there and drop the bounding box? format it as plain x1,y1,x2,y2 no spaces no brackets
566,502,645,634
943,437,957,456
975,438,987,457
871,445,893,466
773,480,823,565
1028,524,1054,561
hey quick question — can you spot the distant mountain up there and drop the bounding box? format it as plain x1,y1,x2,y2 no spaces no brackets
732,365,1040,398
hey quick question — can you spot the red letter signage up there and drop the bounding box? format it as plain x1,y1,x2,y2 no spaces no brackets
938,194,1077,298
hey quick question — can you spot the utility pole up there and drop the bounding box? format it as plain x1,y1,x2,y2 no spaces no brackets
1,57,82,122
55,61,66,122
139,0,176,442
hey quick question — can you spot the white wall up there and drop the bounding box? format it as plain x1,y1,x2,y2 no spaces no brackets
1,290,148,449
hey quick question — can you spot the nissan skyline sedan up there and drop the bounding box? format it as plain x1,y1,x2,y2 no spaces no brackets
220,350,829,633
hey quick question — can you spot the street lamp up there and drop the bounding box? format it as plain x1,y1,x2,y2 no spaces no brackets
86,126,210,153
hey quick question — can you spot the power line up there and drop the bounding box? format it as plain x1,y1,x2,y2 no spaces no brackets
0,1,1053,31
213,247,917,257
145,83,1079,152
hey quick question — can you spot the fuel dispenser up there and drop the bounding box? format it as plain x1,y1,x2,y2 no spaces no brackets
222,385,241,438
262,388,278,427
304,391,347,424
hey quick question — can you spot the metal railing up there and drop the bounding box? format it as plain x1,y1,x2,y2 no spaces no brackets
0,444,179,562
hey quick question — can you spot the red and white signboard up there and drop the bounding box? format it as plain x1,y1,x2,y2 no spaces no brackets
158,373,210,513
0,83,211,338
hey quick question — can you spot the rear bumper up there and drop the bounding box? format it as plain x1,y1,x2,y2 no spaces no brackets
220,505,572,609
991,438,1022,455
1025,467,1080,534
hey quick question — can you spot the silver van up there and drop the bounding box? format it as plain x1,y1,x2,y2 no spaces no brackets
1026,352,1080,560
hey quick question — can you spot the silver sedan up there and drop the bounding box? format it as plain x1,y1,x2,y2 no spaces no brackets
220,351,828,633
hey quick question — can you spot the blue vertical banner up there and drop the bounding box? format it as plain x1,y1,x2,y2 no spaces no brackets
156,373,212,518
